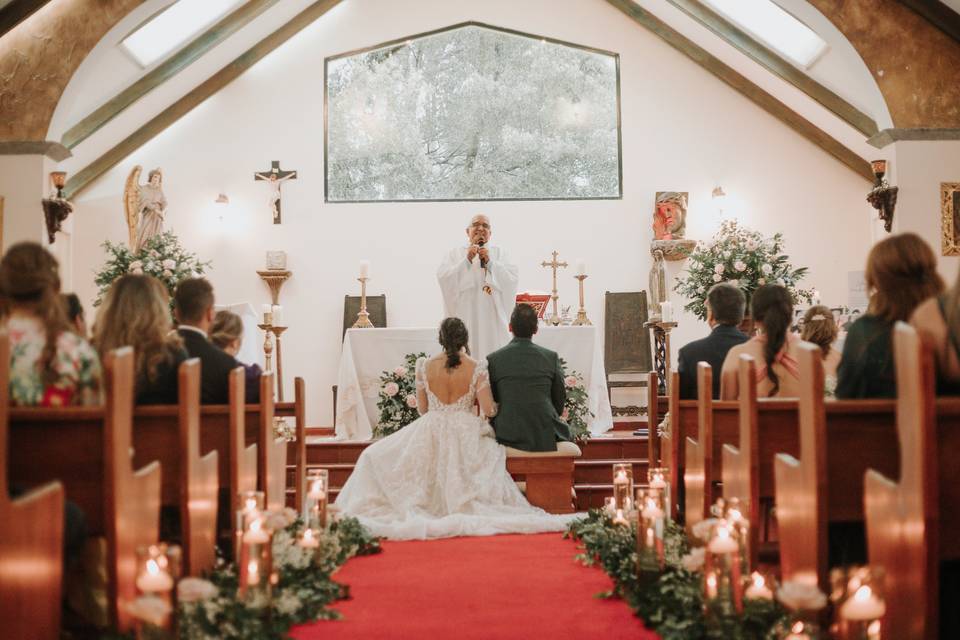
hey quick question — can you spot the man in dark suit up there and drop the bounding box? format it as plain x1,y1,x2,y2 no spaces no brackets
487,303,572,451
173,278,258,404
677,283,749,399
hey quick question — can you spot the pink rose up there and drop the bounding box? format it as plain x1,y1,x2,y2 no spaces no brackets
564,375,578,388
561,408,570,421
383,382,399,397
394,366,407,377
405,394,418,408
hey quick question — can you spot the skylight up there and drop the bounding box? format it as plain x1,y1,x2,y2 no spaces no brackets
701,0,828,68
121,0,244,68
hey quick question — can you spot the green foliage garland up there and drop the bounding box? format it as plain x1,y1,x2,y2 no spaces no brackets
673,220,813,321
94,231,212,308
566,510,787,639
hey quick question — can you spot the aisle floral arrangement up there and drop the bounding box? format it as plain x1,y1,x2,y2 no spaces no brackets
566,508,792,639
94,231,211,307
375,352,592,441
674,220,813,320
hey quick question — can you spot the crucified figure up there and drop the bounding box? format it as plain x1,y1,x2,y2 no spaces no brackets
254,161,297,224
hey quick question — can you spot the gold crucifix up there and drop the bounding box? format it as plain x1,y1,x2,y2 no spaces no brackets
541,250,568,325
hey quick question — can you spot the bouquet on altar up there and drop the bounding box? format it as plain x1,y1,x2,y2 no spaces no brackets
560,358,592,443
674,220,814,320
94,230,211,307
375,352,428,439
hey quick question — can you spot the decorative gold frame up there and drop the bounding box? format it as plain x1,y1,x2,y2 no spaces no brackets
942,182,960,256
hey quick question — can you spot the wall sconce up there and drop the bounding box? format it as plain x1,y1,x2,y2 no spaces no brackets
866,160,898,233
214,193,229,221
41,171,74,244
712,186,727,216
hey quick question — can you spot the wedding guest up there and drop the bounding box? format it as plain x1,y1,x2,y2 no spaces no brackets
61,293,87,337
720,284,802,399
209,310,263,401
93,274,187,405
837,233,943,398
910,261,960,391
174,278,257,404
0,242,101,406
677,283,748,399
800,305,841,380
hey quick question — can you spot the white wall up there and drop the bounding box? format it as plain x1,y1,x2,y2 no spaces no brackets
67,0,876,426
1,154,53,250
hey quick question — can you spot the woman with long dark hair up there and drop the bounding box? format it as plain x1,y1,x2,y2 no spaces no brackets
720,284,802,399
335,316,571,539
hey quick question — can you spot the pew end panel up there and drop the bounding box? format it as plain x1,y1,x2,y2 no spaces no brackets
664,372,681,520
293,377,307,513
229,367,258,558
259,372,288,509
684,363,714,534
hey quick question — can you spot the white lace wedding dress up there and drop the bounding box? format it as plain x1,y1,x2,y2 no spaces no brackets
334,357,573,540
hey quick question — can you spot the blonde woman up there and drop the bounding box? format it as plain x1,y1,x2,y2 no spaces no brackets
93,274,187,404
209,310,262,400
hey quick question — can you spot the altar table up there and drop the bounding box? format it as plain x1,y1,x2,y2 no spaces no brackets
335,326,614,440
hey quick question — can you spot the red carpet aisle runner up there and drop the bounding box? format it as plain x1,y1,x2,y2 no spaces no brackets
290,533,658,640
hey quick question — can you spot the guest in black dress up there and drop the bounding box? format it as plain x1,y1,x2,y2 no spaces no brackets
837,233,943,399
209,309,263,402
93,274,187,404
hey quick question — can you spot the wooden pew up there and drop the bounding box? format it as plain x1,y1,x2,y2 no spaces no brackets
864,324,938,639
721,354,760,569
292,377,307,513
684,363,714,533
229,367,258,550
662,372,680,520
0,331,65,640
258,371,288,509
9,348,162,630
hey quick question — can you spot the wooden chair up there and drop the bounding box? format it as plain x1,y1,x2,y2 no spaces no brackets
259,371,288,509
864,323,938,639
773,342,828,585
229,367,258,562
0,330,64,640
721,354,760,569
604,291,653,417
292,377,307,513
684,363,714,533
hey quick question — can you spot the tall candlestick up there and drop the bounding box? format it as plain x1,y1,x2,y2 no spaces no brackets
573,274,592,326
352,276,374,328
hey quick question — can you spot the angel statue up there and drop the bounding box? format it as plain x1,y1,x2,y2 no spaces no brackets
124,166,167,254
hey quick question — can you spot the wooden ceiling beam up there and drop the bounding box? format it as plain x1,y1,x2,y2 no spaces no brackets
64,0,344,200
604,0,873,183
898,0,960,44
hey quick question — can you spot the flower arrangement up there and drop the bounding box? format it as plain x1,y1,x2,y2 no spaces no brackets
374,352,428,439
560,358,592,443
94,231,211,308
674,220,814,320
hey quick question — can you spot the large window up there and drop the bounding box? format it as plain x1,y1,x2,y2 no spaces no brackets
325,23,622,202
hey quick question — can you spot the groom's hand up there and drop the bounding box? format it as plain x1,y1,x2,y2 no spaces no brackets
467,244,480,263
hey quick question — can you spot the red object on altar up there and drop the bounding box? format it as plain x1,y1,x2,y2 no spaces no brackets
516,293,551,319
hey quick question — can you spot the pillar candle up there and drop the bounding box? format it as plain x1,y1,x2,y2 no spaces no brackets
660,301,674,323
272,305,283,326
359,260,370,278
576,259,586,276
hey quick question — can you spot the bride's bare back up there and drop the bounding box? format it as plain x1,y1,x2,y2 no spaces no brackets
417,354,496,416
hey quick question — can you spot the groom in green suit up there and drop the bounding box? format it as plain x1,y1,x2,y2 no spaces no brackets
487,303,573,451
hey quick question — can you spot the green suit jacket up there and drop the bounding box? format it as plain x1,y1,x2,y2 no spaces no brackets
487,337,572,452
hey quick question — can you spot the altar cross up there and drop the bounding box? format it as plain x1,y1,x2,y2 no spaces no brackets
254,160,298,224
541,250,568,325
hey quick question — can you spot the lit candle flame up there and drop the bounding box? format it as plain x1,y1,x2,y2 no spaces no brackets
854,585,873,602
245,498,257,511
717,525,731,540
751,572,765,589
250,518,262,533
304,529,314,542
792,621,804,633
146,559,160,576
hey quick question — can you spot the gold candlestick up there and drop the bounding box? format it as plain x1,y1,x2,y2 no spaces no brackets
269,325,288,401
573,274,592,326
540,251,568,326
352,277,374,328
258,312,274,373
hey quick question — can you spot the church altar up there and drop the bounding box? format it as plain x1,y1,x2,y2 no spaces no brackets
335,326,614,440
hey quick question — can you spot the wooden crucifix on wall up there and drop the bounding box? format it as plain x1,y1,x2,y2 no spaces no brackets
254,160,297,224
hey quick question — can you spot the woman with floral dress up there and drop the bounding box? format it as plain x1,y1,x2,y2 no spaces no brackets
0,242,101,406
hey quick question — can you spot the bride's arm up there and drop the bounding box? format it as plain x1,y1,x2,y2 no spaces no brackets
476,368,498,418
415,359,429,416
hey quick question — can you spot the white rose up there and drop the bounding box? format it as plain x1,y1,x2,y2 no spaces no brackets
714,264,724,274
384,382,399,397
723,251,732,259
394,366,407,377
734,260,746,272
712,273,722,282
680,547,705,572
564,375,578,388
761,263,773,275
162,259,176,270
126,595,172,627
745,239,758,251
697,285,705,294
405,394,418,408
777,579,827,612
177,577,218,603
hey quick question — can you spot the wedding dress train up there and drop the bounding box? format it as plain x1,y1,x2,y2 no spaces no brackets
335,357,574,540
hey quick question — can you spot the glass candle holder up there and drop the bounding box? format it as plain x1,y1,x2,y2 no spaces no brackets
722,496,751,574
830,566,886,640
238,516,273,605
134,544,179,636
636,489,665,575
743,570,775,602
612,463,634,511
303,469,330,529
647,467,670,520
603,496,616,516
704,519,744,616
776,618,824,639
236,491,265,562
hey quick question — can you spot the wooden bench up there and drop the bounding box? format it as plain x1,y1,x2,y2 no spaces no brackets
0,330,65,640
506,441,582,514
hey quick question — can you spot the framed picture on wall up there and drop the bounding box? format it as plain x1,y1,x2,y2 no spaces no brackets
942,182,960,256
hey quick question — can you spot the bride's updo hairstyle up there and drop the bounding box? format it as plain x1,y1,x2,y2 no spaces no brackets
438,317,469,369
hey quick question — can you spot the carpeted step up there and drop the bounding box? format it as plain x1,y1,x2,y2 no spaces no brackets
304,440,372,464
574,458,648,484
577,434,647,460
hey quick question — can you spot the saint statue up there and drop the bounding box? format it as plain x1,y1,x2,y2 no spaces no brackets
124,166,167,254
649,248,667,318
437,214,519,359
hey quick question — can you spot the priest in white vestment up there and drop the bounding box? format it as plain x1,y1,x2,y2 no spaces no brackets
437,214,519,359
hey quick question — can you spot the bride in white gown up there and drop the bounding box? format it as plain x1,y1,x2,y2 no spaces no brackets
335,317,574,540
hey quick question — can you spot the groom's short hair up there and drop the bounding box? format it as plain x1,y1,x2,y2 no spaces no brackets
510,303,539,338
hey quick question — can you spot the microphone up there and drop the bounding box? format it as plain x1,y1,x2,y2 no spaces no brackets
478,240,488,268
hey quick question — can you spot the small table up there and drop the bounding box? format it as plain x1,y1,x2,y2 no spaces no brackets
335,326,614,440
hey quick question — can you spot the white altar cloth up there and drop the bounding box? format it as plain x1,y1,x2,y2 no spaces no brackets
335,326,613,440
